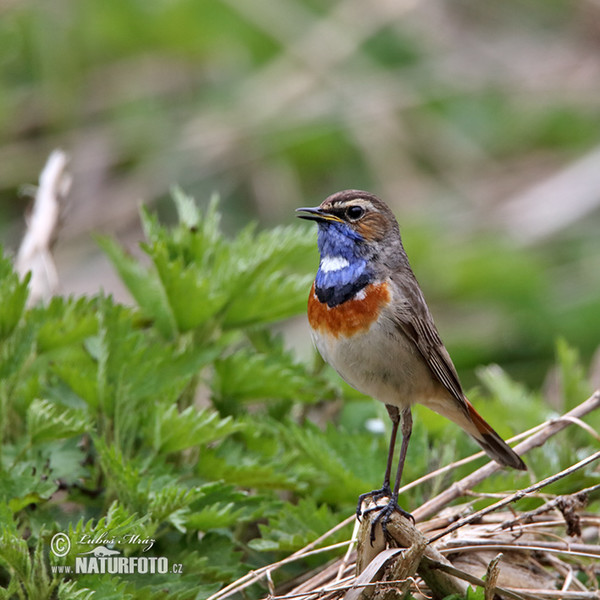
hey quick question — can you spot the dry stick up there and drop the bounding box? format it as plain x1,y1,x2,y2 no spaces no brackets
367,508,469,598
428,450,600,544
397,402,599,516
507,592,600,600
426,558,600,600
211,392,600,600
15,149,70,306
206,538,353,600
413,390,600,523
438,543,600,561
423,558,527,600
267,577,423,600
396,419,550,499
499,482,600,530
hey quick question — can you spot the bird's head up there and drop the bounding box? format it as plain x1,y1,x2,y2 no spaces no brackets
296,190,401,263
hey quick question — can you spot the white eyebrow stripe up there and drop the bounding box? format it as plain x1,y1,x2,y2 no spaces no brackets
320,256,350,272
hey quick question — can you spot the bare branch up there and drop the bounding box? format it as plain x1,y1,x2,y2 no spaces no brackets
413,390,600,522
15,149,71,305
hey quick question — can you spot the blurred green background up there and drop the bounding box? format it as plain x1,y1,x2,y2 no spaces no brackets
1,0,600,395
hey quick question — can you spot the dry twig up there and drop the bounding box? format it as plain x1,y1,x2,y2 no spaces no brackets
218,391,600,600
15,149,71,305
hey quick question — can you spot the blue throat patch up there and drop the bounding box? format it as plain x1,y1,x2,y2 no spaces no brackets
315,222,373,307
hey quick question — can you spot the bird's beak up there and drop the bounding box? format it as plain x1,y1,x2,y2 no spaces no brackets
295,206,343,223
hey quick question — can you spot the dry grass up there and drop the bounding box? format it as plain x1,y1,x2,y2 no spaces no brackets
213,391,600,600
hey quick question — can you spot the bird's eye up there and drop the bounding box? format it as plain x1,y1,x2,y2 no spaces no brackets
346,205,364,221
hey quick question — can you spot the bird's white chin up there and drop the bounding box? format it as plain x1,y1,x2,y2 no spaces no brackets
319,255,350,273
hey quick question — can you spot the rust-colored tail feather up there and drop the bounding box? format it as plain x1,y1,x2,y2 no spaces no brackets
464,399,526,470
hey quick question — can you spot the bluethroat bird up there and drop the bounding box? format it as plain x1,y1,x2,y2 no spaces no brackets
297,190,526,530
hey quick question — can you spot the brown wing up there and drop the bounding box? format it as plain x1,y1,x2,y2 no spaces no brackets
389,273,527,471
390,271,467,409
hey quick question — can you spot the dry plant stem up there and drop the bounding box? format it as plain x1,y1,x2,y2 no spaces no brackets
395,419,551,500
16,149,70,306
500,482,600,530
270,576,422,600
215,392,600,600
413,390,600,522
429,449,600,544
439,541,600,559
425,559,527,600
483,553,502,600
337,518,361,580
508,592,600,600
355,501,468,599
207,538,353,600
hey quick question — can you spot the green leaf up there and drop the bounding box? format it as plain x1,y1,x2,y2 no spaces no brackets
0,461,58,512
154,405,241,454
555,338,592,410
171,185,201,230
249,498,350,553
34,296,98,353
151,242,229,332
212,348,320,409
98,236,178,339
27,399,90,443
0,249,30,340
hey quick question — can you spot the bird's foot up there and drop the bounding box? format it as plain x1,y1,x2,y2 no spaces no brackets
356,485,392,520
361,496,415,544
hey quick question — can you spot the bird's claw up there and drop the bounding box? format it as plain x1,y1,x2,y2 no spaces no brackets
356,485,392,520
360,496,414,544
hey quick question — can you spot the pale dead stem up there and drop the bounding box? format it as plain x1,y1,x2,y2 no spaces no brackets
15,149,71,306
210,390,600,600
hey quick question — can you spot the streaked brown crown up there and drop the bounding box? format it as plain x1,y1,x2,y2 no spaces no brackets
318,189,400,243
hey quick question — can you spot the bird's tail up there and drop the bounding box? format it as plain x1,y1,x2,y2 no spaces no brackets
428,396,527,470
462,398,526,470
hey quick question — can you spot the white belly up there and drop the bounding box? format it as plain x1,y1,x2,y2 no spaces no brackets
311,309,440,409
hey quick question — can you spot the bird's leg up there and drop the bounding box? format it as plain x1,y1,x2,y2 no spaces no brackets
356,404,399,519
363,407,415,542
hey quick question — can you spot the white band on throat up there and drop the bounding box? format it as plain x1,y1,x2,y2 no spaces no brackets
320,256,350,272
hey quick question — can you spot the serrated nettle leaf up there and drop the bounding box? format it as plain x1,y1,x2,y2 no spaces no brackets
197,451,291,490
222,272,312,328
194,533,246,582
185,503,244,532
283,422,381,505
146,484,201,528
33,296,98,352
250,498,350,553
139,206,165,246
57,581,95,600
98,236,178,339
0,531,32,582
212,349,317,406
64,500,151,557
151,247,229,332
94,438,147,511
0,461,58,511
187,491,277,533
27,399,90,443
0,250,30,340
171,186,201,230
0,320,36,385
52,357,100,409
154,405,241,454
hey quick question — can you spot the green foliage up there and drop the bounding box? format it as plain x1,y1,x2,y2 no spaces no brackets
0,192,597,598
0,252,29,340
250,498,350,553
